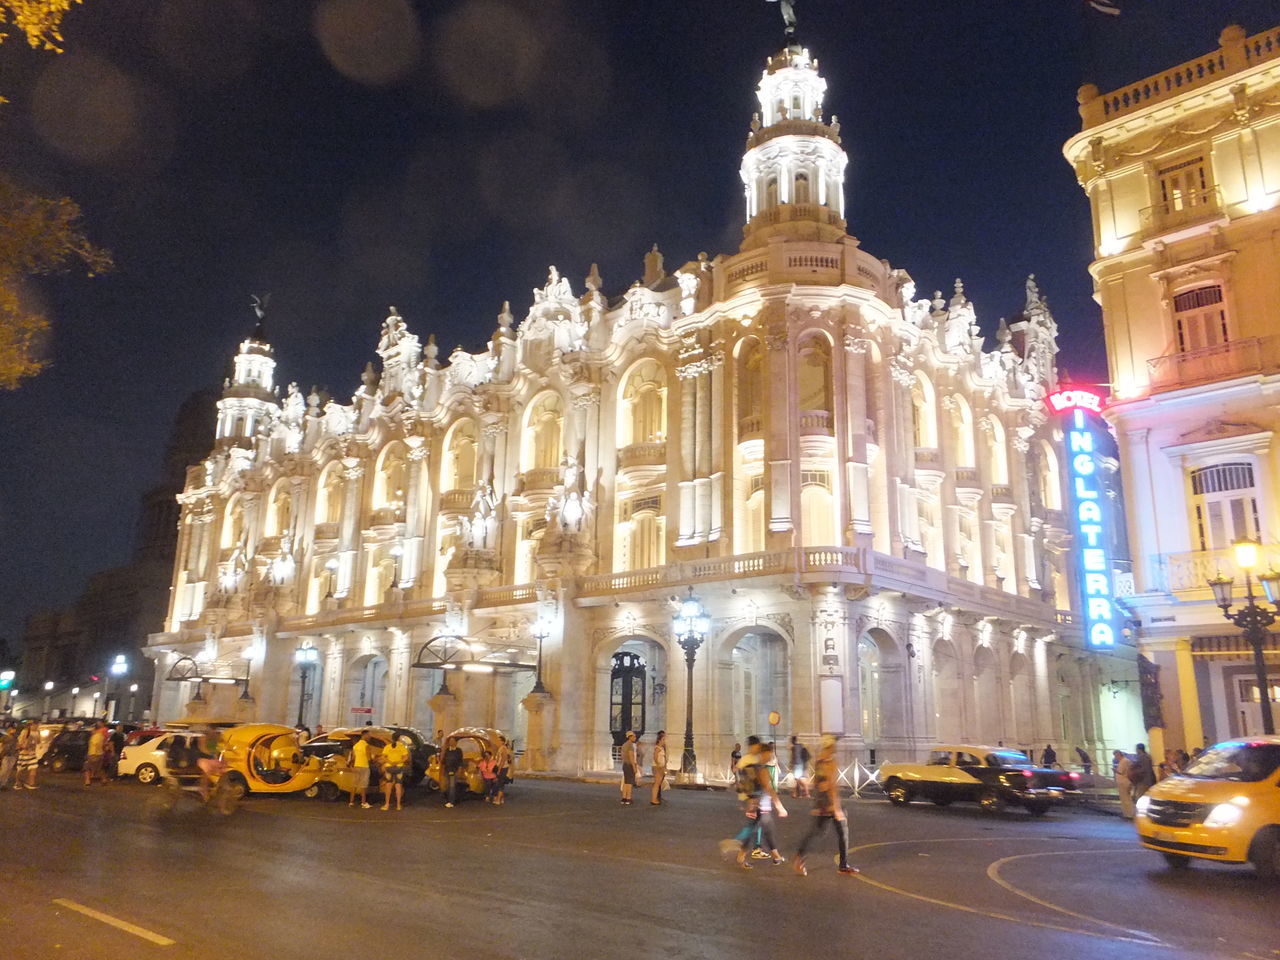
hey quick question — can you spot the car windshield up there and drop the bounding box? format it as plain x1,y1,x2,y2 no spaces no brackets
1182,743,1280,782
986,751,1035,768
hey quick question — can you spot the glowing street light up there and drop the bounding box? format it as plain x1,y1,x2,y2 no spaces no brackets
672,587,711,782
1206,538,1278,735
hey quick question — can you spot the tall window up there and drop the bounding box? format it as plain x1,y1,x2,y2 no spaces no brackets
736,339,764,435
221,496,244,550
800,470,835,547
1173,286,1228,355
983,417,1009,485
911,373,937,448
316,465,343,525
609,651,646,747
794,172,811,204
264,483,291,537
797,335,833,415
442,421,478,491
1191,462,1260,551
617,495,665,571
524,393,563,471
1156,155,1209,217
619,360,666,446
373,445,406,510
951,395,975,467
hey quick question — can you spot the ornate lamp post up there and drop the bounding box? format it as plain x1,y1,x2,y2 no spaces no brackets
43,680,54,718
294,646,319,726
672,587,711,782
71,686,80,716
109,654,129,721
1207,538,1278,735
128,683,138,722
530,617,551,695
324,557,340,599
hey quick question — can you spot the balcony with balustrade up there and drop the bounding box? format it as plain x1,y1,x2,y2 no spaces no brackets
1138,186,1223,240
518,468,561,496
1146,335,1280,393
1156,545,1280,595
617,443,668,471
799,410,833,437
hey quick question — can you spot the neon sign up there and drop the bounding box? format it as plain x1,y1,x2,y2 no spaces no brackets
1064,406,1115,648
1045,388,1104,415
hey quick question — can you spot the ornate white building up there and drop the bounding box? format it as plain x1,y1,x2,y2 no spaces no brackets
147,42,1139,775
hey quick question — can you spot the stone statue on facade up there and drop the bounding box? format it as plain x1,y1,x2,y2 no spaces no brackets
379,306,408,352
765,0,798,40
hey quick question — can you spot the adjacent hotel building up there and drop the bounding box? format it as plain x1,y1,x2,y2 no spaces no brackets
1065,23,1280,755
145,38,1140,775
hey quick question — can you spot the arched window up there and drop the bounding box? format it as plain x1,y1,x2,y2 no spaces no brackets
950,395,975,467
618,495,665,571
442,421,478,491
1190,461,1260,550
984,417,1009,485
736,339,764,436
765,176,779,208
794,172,811,204
911,372,937,448
523,393,563,471
1172,285,1228,354
221,495,244,550
1038,440,1062,512
857,636,882,744
797,334,833,416
315,464,343,525
264,482,291,537
618,359,667,446
800,471,835,547
373,445,406,510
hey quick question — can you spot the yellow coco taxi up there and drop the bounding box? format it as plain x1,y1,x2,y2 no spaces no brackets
1135,736,1280,879
215,723,323,799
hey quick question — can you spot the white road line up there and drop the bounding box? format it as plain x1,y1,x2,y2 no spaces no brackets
52,898,175,946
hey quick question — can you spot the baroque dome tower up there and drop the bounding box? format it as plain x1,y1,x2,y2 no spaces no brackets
740,45,848,251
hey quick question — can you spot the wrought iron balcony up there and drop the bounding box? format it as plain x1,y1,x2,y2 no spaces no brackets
1138,186,1221,238
1147,336,1280,391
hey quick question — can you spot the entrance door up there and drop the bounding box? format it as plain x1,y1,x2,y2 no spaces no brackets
1236,676,1280,736
609,652,646,747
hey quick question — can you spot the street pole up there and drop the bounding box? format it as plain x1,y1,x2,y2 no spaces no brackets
680,639,698,776
1210,557,1278,737
1246,622,1276,736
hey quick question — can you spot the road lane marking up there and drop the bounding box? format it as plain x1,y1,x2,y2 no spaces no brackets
986,850,1165,943
52,899,175,946
847,837,1173,949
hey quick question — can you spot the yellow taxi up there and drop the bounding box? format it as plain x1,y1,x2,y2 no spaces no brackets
214,723,323,799
425,727,508,798
1135,736,1280,879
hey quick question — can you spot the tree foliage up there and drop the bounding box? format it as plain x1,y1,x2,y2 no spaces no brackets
0,0,83,52
0,172,110,389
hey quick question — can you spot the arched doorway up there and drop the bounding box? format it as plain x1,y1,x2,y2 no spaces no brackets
592,635,669,770
858,635,882,744
346,654,388,727
1009,652,1034,749
725,630,790,751
972,645,1002,745
284,651,324,731
931,638,963,742
855,628,907,752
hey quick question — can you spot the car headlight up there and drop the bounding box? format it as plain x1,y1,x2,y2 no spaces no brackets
1203,801,1245,828
1135,795,1151,816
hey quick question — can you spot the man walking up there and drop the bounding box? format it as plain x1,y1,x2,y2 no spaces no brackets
620,730,638,805
441,736,463,808
15,722,39,790
1041,743,1058,768
650,730,668,805
1129,742,1157,799
794,734,858,876
0,724,16,790
720,736,787,868
348,730,373,809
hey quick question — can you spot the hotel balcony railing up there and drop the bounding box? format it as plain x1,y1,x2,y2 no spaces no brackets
990,484,1014,503
617,442,667,470
799,410,833,436
737,414,763,439
953,467,981,488
369,505,405,527
1147,335,1280,392
914,446,940,466
1138,186,1221,238
1156,545,1280,594
314,521,340,541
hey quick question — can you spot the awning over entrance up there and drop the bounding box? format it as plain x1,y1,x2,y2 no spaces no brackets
1191,635,1280,657
410,635,535,674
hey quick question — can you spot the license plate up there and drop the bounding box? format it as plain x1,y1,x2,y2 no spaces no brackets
1154,831,1172,843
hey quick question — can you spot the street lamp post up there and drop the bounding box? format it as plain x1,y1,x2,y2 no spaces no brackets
324,557,340,601
294,646,319,726
71,687,80,717
1207,538,1279,736
530,619,550,695
43,681,54,718
128,684,138,722
672,587,711,782
109,655,129,721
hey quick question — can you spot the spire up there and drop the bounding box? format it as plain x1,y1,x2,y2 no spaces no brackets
249,293,271,346
738,41,848,250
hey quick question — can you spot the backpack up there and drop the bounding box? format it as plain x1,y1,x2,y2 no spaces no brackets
735,761,759,801
799,745,811,767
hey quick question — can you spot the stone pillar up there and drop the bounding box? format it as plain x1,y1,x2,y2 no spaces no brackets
338,458,365,599
387,631,412,726
429,691,459,737
322,636,346,730
520,690,554,771
402,440,428,588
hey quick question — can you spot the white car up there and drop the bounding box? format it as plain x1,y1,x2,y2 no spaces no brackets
117,732,202,785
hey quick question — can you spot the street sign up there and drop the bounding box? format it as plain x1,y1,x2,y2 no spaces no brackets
0,671,13,690
350,706,374,715
767,710,781,726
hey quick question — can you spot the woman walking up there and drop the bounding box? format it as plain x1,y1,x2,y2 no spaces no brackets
1113,749,1135,819
494,735,512,806
15,723,39,790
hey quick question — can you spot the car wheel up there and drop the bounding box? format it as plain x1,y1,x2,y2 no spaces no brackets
303,783,321,799
931,798,953,807
1248,827,1280,880
223,773,248,801
50,756,68,773
425,778,440,793
979,788,1006,814
318,781,342,802
884,778,912,806
1024,801,1050,816
1161,852,1192,870
135,763,160,786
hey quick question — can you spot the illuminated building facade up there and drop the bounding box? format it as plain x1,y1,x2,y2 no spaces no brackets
147,42,1139,773
1065,23,1280,752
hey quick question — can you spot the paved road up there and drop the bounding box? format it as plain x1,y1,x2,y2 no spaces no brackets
1,774,1274,960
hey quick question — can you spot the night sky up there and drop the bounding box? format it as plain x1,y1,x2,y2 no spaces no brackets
1,0,1276,646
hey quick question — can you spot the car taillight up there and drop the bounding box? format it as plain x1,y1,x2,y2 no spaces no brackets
1068,772,1080,780
1022,770,1034,778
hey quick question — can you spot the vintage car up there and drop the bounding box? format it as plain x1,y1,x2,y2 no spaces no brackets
41,728,92,772
1135,736,1280,878
118,732,204,785
213,723,324,799
424,727,511,800
879,745,1081,815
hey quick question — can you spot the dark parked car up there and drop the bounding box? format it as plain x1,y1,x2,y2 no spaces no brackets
41,729,93,773
879,744,1082,815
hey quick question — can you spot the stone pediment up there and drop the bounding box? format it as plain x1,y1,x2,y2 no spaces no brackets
1174,418,1265,445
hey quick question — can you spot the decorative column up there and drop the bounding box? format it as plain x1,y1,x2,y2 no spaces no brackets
402,438,428,589
338,458,365,599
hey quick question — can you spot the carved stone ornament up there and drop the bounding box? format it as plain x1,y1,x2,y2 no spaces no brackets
889,357,916,387
765,332,788,352
843,334,869,354
676,360,711,380
571,388,601,410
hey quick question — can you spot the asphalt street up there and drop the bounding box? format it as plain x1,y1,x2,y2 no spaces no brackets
1,774,1275,960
